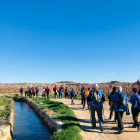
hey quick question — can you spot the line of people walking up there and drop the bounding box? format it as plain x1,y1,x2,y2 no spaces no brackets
20,84,140,134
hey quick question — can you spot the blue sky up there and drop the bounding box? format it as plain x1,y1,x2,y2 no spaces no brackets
0,0,140,83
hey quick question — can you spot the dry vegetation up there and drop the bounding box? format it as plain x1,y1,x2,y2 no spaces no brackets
0,81,139,98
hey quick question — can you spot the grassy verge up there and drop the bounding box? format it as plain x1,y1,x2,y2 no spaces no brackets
39,94,82,100
0,96,12,125
32,98,82,140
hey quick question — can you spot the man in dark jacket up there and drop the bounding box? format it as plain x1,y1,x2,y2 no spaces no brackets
59,86,64,99
28,87,32,97
108,87,117,120
65,87,69,98
110,86,128,134
20,87,23,96
35,87,39,98
70,88,76,105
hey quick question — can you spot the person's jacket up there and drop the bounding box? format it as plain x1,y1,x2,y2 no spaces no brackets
53,87,58,92
70,91,76,98
25,89,28,93
108,92,116,105
85,91,89,97
59,88,64,94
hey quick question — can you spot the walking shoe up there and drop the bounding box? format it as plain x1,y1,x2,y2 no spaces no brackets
92,126,96,129
114,119,117,122
132,124,137,128
118,129,124,134
100,123,103,132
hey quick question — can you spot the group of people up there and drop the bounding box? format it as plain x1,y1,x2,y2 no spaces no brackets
20,84,140,134
52,85,77,105
20,85,75,101
20,87,39,97
80,84,140,134
52,85,71,99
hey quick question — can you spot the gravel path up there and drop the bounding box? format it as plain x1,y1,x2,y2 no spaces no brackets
50,98,140,140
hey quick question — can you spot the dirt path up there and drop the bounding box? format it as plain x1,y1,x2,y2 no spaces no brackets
50,98,140,140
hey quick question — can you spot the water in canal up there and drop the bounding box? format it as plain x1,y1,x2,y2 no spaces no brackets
13,102,53,140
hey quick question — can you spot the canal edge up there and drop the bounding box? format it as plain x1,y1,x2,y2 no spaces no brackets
0,97,15,140
13,97,59,132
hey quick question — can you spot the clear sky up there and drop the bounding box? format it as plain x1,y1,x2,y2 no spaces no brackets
0,0,140,83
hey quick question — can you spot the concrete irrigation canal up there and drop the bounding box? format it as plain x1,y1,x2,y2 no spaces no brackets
13,101,53,140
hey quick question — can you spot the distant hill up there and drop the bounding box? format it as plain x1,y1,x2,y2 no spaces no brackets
56,81,75,84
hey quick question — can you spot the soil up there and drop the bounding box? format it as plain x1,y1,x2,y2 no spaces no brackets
50,98,140,140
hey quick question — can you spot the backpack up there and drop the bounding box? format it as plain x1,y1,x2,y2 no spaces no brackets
91,90,101,104
117,93,127,108
46,88,49,92
20,88,23,92
36,88,38,92
65,89,68,93
134,94,140,106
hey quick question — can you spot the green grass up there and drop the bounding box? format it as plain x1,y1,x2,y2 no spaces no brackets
0,96,12,125
32,98,82,140
51,126,81,140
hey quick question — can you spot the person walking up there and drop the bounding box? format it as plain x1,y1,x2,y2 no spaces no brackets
28,87,32,97
108,87,117,120
88,84,105,131
42,87,46,98
82,87,87,109
130,88,140,131
85,88,91,110
35,87,39,98
25,88,28,97
53,85,58,99
81,86,84,104
46,86,51,98
59,86,64,99
110,86,128,134
31,87,35,97
70,88,76,105
65,87,69,98
20,87,23,96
